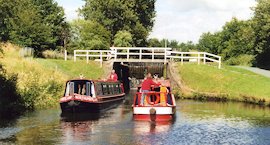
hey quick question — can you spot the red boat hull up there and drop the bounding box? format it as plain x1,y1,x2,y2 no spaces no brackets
133,114,174,122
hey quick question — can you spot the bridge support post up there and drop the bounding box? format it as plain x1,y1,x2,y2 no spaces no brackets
86,51,89,63
64,50,67,61
164,51,167,64
114,48,117,61
139,48,142,61
152,49,154,62
100,52,103,67
218,56,221,69
198,52,201,65
181,53,183,65
203,53,206,64
127,49,130,60
74,50,76,62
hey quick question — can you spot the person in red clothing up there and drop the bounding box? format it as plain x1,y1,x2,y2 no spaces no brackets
109,69,118,81
140,73,160,105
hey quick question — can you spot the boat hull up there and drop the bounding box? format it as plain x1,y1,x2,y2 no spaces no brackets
133,106,176,121
60,97,124,113
133,114,175,122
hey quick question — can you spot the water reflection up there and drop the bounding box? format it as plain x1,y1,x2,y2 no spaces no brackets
179,100,270,126
133,120,175,135
0,96,270,144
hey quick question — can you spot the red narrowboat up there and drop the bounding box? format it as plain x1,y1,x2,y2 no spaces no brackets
132,84,176,122
60,78,125,113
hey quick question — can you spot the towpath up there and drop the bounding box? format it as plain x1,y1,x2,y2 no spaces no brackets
236,66,270,78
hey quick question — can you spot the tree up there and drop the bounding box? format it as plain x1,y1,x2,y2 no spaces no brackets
198,32,222,54
178,41,196,52
0,0,17,41
69,19,111,51
252,0,270,67
168,40,179,48
0,0,68,56
198,18,255,62
148,38,162,47
114,30,133,47
218,18,255,60
32,0,68,50
8,0,54,55
80,0,156,47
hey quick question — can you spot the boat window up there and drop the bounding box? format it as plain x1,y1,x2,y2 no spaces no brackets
69,82,74,96
68,80,92,96
110,84,114,95
65,82,69,96
86,82,91,96
117,84,121,93
113,84,118,94
91,82,96,98
96,83,102,96
113,84,116,94
108,84,112,95
102,84,108,95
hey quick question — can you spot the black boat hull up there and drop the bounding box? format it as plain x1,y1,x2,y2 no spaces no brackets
60,97,124,113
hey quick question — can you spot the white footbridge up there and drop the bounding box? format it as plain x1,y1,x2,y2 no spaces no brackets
71,47,222,69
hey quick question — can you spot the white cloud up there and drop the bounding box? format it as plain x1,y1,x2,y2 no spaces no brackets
149,0,256,43
55,0,85,21
55,0,256,43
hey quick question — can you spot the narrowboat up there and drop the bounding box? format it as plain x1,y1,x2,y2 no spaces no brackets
60,78,125,113
132,82,176,122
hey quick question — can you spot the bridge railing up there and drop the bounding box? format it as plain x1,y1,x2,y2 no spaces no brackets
111,47,172,63
166,51,221,69
73,48,222,69
73,50,113,65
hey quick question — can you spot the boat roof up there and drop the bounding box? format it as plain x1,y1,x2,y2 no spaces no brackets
66,78,121,83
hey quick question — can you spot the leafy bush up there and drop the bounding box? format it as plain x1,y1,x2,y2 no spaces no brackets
0,65,24,117
16,62,66,109
225,54,255,66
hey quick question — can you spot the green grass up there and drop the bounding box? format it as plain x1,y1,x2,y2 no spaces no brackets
35,59,104,79
0,44,104,109
178,63,270,103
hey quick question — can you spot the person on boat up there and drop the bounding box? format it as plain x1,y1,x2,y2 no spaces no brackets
81,84,86,95
109,69,118,81
160,84,169,106
140,73,160,105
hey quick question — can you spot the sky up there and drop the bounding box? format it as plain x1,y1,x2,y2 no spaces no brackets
55,0,256,43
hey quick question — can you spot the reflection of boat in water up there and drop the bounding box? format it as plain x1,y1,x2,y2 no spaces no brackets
132,85,176,122
60,78,125,113
60,113,97,143
133,120,175,135
61,112,103,122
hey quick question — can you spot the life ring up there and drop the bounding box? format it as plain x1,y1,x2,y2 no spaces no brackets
146,93,160,105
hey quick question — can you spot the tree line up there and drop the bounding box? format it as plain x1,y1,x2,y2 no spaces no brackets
0,0,68,56
1,0,270,67
197,0,270,67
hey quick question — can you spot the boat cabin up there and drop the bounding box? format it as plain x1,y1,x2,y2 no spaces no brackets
133,86,175,106
63,79,124,99
60,78,125,113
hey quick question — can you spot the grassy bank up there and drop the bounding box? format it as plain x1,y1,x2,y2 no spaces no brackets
0,43,104,110
177,63,270,106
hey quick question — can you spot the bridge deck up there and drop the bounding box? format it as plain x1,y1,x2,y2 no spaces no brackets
74,47,222,69
114,59,166,63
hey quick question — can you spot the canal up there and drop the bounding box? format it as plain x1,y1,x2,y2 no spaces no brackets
1,90,270,145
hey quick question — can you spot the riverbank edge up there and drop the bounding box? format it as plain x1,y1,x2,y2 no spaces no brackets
167,62,270,107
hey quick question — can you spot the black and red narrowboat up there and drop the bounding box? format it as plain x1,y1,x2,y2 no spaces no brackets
60,78,125,113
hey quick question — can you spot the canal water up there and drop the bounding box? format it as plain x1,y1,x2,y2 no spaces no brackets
1,91,270,145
